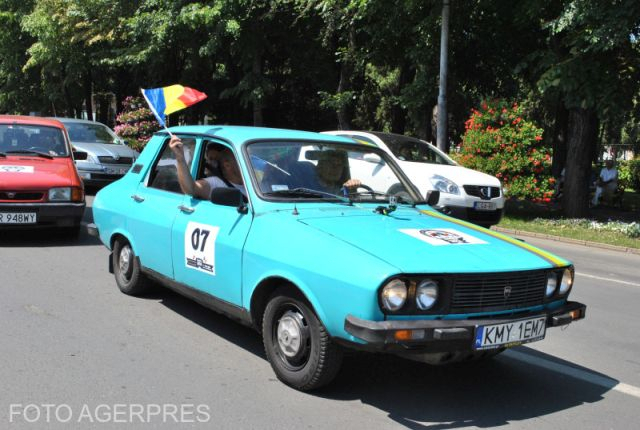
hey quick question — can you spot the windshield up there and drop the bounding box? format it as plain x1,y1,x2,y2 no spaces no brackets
247,141,419,203
0,124,69,157
377,134,454,165
65,122,120,144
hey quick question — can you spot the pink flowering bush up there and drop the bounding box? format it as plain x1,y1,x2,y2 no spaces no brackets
457,99,554,201
114,96,161,151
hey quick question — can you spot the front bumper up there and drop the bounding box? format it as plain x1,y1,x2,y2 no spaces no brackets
437,205,503,226
77,170,125,185
344,301,586,353
0,202,85,228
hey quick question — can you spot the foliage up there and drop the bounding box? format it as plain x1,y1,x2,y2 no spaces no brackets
114,96,160,151
618,159,640,192
457,99,553,201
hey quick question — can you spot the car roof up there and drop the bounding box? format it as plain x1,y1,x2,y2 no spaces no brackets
0,115,66,129
166,125,358,148
329,130,426,144
49,117,109,126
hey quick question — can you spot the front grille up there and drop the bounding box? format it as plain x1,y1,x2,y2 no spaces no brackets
451,270,547,313
0,191,45,201
98,156,133,165
463,185,501,200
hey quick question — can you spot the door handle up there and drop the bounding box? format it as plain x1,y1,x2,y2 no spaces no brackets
178,205,195,214
131,194,145,202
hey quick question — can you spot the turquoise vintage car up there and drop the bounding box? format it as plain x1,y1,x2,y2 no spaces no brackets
89,125,586,390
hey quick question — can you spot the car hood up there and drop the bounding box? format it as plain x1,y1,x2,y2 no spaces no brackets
70,142,138,158
295,206,566,273
0,156,74,188
400,161,500,187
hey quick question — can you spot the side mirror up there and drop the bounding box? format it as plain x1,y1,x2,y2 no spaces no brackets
73,151,88,161
362,153,382,163
211,187,248,214
426,190,440,206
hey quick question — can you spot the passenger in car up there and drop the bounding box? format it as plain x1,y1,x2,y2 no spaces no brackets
169,135,246,200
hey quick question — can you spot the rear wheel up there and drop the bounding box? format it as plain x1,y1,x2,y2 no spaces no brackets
112,238,151,295
262,289,343,391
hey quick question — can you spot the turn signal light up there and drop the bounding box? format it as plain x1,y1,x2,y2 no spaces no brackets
393,329,425,341
569,309,582,320
71,187,84,202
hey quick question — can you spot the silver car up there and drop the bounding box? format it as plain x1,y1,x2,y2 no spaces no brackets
55,118,140,187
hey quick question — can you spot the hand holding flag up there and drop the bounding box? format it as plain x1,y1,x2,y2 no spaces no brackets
141,85,207,128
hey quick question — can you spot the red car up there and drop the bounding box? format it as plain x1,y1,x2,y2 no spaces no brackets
0,115,85,235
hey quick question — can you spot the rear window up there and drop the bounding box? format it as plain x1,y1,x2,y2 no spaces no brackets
0,124,69,157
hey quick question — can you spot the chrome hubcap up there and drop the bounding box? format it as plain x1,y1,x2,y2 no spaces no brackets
119,245,132,275
277,311,304,358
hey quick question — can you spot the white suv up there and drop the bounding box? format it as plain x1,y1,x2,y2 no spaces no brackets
322,131,504,227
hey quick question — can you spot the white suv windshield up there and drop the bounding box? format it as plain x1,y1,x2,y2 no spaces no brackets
66,122,120,144
247,141,419,203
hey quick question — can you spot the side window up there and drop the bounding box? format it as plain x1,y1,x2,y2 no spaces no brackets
148,136,196,193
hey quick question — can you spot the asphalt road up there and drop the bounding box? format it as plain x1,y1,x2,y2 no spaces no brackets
1,196,639,429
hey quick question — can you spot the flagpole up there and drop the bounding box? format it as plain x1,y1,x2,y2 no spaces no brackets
140,88,174,137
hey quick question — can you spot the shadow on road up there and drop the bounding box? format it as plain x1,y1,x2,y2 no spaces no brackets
139,286,612,428
0,226,101,247
316,348,612,428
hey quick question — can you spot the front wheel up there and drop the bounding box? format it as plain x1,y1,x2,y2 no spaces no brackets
262,289,343,391
112,238,151,296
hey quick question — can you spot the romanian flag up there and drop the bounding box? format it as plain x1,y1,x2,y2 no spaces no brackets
141,85,207,127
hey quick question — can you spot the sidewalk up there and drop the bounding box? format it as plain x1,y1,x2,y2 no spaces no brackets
492,226,640,255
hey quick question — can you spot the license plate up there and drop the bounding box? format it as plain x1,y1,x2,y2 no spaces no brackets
0,212,37,224
474,201,496,211
474,316,546,350
105,167,128,175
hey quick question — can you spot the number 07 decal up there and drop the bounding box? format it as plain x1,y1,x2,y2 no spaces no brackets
184,222,220,275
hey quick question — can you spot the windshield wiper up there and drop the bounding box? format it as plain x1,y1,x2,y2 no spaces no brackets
6,150,54,159
265,187,352,204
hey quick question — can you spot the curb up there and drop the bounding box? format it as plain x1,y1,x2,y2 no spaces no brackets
492,226,640,256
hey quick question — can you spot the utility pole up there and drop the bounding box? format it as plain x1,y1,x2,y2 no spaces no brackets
436,0,450,152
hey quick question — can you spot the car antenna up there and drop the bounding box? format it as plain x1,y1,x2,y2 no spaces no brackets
292,203,299,216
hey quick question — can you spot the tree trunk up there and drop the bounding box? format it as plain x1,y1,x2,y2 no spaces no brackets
84,69,93,121
252,53,264,126
336,28,356,130
562,108,598,217
551,101,568,178
390,63,411,134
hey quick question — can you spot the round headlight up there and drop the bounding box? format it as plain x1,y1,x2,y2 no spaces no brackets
416,279,438,310
559,268,573,294
381,279,407,312
545,272,558,297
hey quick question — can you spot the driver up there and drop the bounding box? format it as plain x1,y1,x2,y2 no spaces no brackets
315,150,362,195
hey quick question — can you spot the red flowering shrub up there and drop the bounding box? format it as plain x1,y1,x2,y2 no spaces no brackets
114,96,161,151
457,99,553,201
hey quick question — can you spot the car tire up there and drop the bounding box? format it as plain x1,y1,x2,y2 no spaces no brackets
112,238,151,296
262,289,343,391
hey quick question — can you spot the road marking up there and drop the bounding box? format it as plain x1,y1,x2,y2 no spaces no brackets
576,272,640,287
505,349,640,399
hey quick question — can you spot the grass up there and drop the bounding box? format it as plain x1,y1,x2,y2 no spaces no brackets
497,194,640,250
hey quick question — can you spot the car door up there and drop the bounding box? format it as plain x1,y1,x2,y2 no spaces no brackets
127,135,196,278
171,140,252,306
